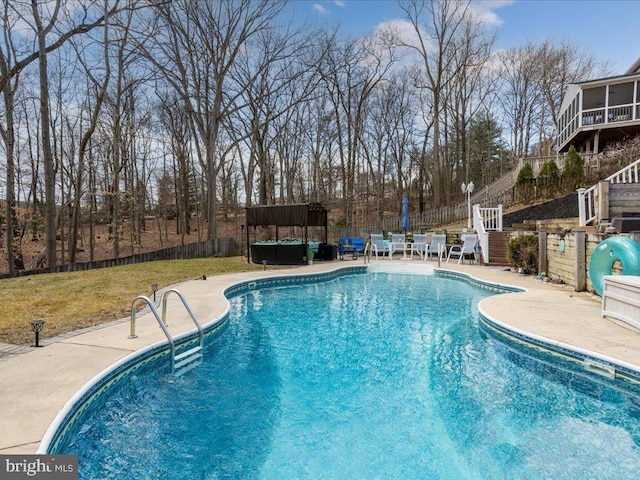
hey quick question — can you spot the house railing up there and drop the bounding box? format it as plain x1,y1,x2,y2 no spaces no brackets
477,205,503,232
582,103,636,127
578,158,640,226
473,204,503,264
560,98,640,149
518,153,600,177
468,170,517,206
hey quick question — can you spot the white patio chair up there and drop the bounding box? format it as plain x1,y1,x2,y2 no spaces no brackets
370,234,388,260
411,234,428,260
447,234,478,264
427,234,447,261
389,233,406,260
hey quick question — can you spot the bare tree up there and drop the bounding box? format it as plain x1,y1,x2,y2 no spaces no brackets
66,7,112,262
0,1,23,273
495,43,543,158
145,0,286,240
30,0,62,267
399,0,471,208
2,0,132,268
321,30,399,226
537,40,606,155
443,13,495,196
157,92,194,237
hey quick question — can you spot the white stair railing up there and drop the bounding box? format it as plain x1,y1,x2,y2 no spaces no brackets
578,158,640,226
473,204,503,265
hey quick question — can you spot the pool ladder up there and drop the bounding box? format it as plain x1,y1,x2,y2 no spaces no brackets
363,242,371,264
129,289,204,376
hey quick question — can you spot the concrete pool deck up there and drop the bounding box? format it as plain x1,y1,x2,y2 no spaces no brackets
1,259,640,454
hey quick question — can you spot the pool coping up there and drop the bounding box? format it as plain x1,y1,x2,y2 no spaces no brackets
2,260,640,454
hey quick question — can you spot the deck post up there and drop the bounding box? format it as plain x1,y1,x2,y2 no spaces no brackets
575,231,586,292
538,230,547,275
597,181,609,224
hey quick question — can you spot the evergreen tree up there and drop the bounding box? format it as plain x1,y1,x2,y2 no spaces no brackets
562,146,585,191
468,113,510,188
537,160,560,197
516,163,535,203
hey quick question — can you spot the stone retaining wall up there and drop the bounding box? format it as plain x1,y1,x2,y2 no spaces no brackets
530,230,630,293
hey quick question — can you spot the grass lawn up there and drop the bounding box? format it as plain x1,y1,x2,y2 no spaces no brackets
0,257,265,345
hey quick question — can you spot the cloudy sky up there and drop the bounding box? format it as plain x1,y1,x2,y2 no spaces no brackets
296,0,640,75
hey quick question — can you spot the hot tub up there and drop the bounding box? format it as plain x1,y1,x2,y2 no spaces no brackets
250,241,315,265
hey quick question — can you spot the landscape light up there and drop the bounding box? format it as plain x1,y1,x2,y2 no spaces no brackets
30,320,45,348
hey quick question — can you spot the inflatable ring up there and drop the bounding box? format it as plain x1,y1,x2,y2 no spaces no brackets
589,236,640,296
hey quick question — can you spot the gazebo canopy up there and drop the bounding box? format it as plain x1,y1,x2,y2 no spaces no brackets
245,203,328,228
245,203,329,264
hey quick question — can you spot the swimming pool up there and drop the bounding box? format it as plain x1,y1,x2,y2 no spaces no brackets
46,268,640,479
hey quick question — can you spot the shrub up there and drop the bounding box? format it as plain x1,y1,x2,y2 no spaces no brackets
537,160,560,197
562,145,585,191
516,163,535,203
507,234,538,274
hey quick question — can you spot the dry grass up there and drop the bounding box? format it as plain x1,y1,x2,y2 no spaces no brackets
0,257,265,345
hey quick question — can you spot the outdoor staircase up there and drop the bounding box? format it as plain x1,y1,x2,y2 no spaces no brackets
578,158,640,226
487,232,510,266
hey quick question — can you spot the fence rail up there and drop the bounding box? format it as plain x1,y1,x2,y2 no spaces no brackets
0,238,240,280
340,152,608,239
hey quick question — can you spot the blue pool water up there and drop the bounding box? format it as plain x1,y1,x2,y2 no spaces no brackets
55,271,640,479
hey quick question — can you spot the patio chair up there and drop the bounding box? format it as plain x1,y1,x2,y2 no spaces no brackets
389,233,406,260
411,233,428,260
447,234,478,264
370,234,388,260
427,234,447,261
338,237,365,260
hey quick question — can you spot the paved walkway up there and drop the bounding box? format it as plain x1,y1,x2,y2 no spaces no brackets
1,260,640,454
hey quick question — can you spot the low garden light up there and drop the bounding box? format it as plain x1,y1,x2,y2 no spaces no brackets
151,283,158,302
30,320,45,347
262,260,267,271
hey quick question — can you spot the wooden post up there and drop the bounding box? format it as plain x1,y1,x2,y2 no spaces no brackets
575,231,586,292
597,181,609,223
538,230,547,275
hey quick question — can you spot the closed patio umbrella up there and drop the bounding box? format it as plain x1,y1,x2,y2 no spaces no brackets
401,196,410,232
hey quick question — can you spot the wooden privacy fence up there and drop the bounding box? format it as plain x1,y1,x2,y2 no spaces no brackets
0,238,241,280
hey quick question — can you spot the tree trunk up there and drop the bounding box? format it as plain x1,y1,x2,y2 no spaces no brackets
32,0,58,268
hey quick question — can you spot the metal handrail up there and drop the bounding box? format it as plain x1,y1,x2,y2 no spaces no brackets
129,295,176,371
129,289,204,374
161,288,204,350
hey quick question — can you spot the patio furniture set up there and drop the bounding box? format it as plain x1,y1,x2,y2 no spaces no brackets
339,233,480,264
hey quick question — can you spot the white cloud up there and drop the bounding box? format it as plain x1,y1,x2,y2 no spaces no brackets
333,0,346,6
468,0,515,27
312,3,329,15
375,18,435,55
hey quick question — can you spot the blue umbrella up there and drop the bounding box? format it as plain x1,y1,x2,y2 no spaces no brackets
401,196,410,232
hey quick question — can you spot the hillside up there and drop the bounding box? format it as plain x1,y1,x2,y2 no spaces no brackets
502,193,579,228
